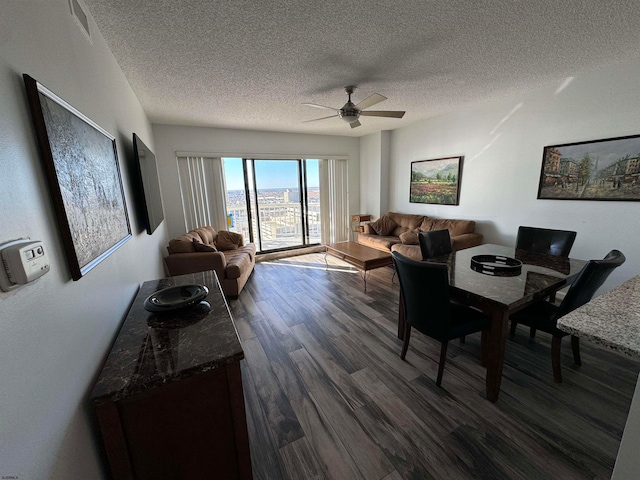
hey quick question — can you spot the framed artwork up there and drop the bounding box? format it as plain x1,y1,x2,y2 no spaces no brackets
538,134,640,201
410,156,463,205
23,74,131,280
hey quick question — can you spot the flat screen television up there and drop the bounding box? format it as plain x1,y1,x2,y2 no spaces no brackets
132,133,164,234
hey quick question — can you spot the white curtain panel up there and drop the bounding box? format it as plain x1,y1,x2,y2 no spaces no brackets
176,156,227,232
319,158,349,245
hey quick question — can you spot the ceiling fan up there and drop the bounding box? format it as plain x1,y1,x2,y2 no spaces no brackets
303,85,405,129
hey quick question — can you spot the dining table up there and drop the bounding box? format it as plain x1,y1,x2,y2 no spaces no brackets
397,243,587,402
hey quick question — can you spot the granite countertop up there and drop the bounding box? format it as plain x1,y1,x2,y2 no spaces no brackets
90,271,244,404
557,274,640,357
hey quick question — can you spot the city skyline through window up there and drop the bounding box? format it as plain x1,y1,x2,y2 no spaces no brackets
223,158,321,252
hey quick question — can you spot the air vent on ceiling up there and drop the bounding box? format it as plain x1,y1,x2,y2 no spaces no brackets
69,0,91,43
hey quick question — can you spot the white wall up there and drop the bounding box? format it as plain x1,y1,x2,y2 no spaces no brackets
152,124,360,240
359,131,391,219
0,1,168,478
381,60,640,290
360,132,383,217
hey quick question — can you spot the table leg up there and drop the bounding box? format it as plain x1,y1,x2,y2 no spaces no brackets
484,309,510,402
361,269,369,292
324,251,329,270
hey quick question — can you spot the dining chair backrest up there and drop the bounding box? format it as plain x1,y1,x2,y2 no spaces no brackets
555,249,625,319
419,229,452,260
516,226,577,257
392,251,452,339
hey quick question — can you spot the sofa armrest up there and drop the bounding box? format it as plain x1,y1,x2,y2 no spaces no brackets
164,251,227,278
451,233,483,251
363,224,376,234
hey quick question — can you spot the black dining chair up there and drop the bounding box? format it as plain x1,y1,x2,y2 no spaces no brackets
418,229,469,343
392,251,491,386
516,226,577,257
419,229,452,260
513,226,578,337
509,249,625,382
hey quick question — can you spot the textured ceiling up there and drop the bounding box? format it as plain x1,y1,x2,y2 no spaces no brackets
84,0,640,137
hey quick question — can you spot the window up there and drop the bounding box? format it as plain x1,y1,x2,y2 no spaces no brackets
223,158,322,253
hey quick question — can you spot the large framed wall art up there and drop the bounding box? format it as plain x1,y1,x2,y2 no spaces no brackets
23,74,131,280
538,134,640,201
410,156,463,205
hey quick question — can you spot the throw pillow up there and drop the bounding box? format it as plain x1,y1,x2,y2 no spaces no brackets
216,230,244,251
192,238,218,252
368,215,397,236
399,231,419,245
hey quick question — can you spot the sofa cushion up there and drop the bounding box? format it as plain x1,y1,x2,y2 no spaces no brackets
357,234,400,251
431,219,476,237
223,249,252,279
169,233,199,253
193,226,217,244
399,231,419,245
420,217,475,236
390,243,423,261
369,215,397,236
388,212,425,231
193,238,217,252
216,230,244,251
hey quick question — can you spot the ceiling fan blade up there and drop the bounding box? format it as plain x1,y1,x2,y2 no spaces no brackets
302,103,338,111
350,120,361,129
303,114,339,123
355,93,387,111
360,110,405,118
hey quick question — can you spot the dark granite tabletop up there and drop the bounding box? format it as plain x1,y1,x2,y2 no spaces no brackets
91,271,244,404
425,244,587,310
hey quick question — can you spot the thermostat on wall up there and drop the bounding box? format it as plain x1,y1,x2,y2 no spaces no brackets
0,239,50,292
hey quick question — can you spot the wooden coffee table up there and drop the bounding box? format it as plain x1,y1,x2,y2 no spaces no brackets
324,241,393,292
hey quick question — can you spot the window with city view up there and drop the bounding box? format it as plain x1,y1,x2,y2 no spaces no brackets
223,158,321,252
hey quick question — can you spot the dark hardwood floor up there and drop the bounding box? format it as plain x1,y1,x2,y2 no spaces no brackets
227,253,639,480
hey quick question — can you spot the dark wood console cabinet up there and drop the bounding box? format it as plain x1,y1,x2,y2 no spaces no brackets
91,272,252,479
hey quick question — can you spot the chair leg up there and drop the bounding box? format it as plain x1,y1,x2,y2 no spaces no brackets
459,335,466,344
529,327,537,340
400,324,412,360
436,341,448,386
551,335,562,383
571,335,581,366
510,321,518,337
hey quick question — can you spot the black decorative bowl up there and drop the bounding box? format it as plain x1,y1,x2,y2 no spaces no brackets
470,255,522,276
144,284,209,313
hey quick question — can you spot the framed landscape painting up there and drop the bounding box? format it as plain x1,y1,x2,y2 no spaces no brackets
410,156,463,205
23,74,131,280
538,134,640,201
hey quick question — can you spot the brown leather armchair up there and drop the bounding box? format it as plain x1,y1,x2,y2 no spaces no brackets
164,226,256,298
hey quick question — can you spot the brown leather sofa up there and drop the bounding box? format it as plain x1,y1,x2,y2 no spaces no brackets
357,211,482,260
164,226,256,298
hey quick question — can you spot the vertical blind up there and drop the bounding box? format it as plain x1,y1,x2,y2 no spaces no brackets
176,156,227,232
319,158,350,244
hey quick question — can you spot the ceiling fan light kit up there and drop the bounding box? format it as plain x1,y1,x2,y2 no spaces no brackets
303,85,405,129
339,109,359,124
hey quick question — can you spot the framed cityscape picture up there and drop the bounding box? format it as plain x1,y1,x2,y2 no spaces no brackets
538,134,640,201
23,74,131,280
410,156,463,205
